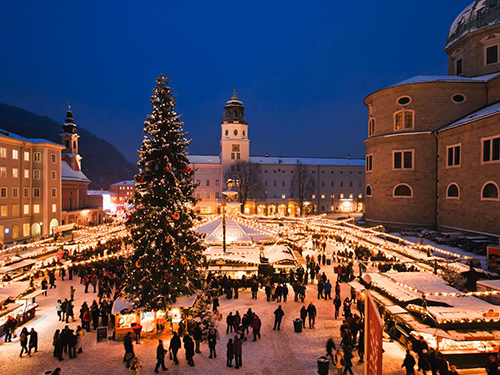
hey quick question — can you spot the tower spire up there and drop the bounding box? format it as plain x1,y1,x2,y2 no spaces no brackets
232,89,238,100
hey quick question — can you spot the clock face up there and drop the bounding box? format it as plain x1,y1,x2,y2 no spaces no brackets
225,130,229,136
234,129,238,136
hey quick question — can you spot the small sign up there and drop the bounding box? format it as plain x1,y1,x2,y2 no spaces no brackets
483,310,500,318
96,327,108,342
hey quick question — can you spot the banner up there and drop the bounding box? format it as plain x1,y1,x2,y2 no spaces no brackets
365,290,383,375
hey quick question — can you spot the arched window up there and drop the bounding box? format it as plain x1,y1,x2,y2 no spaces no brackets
481,181,499,201
446,183,460,199
368,118,376,136
393,184,413,198
394,109,415,131
233,110,237,118
73,141,76,149
366,185,372,197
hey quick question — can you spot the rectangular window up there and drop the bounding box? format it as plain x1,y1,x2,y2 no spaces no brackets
393,150,414,170
331,181,334,187
0,187,6,198
446,144,461,167
12,149,18,160
205,192,210,199
0,148,6,158
231,153,235,160
340,182,343,187
12,225,19,239
33,170,40,179
23,188,29,197
12,187,18,198
349,182,353,187
366,154,373,172
206,180,210,187
52,170,56,180
24,151,30,161
12,168,18,178
395,110,414,130
215,192,220,199
321,181,325,187
273,181,277,187
236,153,240,160
33,188,40,197
282,194,286,199
52,204,57,213
51,154,56,163
33,204,40,214
52,188,57,197
24,169,29,179
23,223,30,237
1,206,7,217
33,152,41,162
13,205,19,216
0,167,6,178
282,181,285,187
456,58,463,76
482,135,500,163
265,181,268,187
486,45,499,65
321,194,325,199
368,118,376,136
215,180,219,187
23,204,29,215
312,194,316,199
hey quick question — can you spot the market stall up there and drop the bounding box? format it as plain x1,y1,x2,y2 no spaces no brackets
0,281,35,335
111,295,196,340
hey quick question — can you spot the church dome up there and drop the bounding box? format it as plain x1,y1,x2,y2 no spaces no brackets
448,0,500,47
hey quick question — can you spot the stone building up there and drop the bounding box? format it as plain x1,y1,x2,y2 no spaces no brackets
190,92,365,215
364,0,500,236
0,129,64,243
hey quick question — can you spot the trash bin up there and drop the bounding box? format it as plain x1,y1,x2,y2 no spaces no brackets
293,318,302,333
326,259,331,266
317,356,329,375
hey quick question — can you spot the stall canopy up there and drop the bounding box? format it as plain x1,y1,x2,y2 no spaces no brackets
196,218,274,243
112,295,196,315
0,259,36,274
0,281,31,304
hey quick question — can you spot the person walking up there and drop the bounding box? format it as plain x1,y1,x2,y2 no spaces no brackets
208,328,217,359
184,335,195,367
251,280,258,299
226,338,234,367
123,332,135,368
233,335,243,369
65,300,74,323
326,338,336,362
76,325,85,353
273,305,285,331
169,331,181,365
334,295,342,319
324,280,332,300
82,309,91,332
307,302,317,329
344,345,354,375
154,339,167,373
252,314,262,341
402,350,416,375
226,312,234,334
28,328,38,355
4,316,13,342
49,271,56,289
41,278,48,296
193,324,202,354
19,327,29,357
333,349,345,375
300,306,308,329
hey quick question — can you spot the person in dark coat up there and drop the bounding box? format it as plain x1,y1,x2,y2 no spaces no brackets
193,325,202,354
273,305,285,331
67,328,77,359
28,328,38,354
41,278,48,296
184,335,195,366
419,349,430,374
437,352,450,375
226,312,235,334
233,336,243,369
154,339,167,373
300,306,308,328
402,350,416,375
4,317,13,342
486,355,499,375
344,345,354,375
307,302,317,328
226,338,234,367
123,332,134,368
251,280,258,299
326,338,336,361
91,303,100,330
208,328,217,359
19,327,29,357
169,331,181,365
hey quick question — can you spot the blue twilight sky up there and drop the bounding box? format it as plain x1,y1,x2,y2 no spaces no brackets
0,0,471,163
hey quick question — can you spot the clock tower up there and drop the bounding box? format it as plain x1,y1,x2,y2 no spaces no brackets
220,90,250,178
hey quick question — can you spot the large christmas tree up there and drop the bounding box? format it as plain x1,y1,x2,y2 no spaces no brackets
125,75,205,311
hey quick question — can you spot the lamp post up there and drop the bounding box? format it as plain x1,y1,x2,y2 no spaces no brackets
221,201,227,253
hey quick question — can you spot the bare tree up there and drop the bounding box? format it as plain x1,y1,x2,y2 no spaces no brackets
224,161,264,213
290,162,314,216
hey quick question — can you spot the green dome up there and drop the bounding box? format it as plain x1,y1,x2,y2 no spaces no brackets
447,0,500,47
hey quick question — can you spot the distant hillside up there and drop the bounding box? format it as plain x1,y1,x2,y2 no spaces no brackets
0,103,136,189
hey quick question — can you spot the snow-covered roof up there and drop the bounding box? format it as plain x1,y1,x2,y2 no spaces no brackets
196,217,274,243
204,244,296,266
249,156,365,167
188,155,221,164
439,100,500,132
87,190,112,196
390,73,500,88
61,160,90,182
111,180,134,187
0,128,63,148
447,0,500,48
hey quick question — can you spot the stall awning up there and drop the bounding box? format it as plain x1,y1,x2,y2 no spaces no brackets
0,259,36,274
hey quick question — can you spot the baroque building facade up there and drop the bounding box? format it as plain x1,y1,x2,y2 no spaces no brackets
189,92,365,215
364,0,500,236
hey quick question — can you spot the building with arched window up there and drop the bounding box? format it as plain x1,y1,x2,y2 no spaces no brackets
364,0,500,236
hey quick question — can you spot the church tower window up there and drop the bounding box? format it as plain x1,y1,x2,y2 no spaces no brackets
394,109,414,131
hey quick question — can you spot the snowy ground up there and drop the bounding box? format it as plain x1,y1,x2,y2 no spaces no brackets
0,243,411,375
